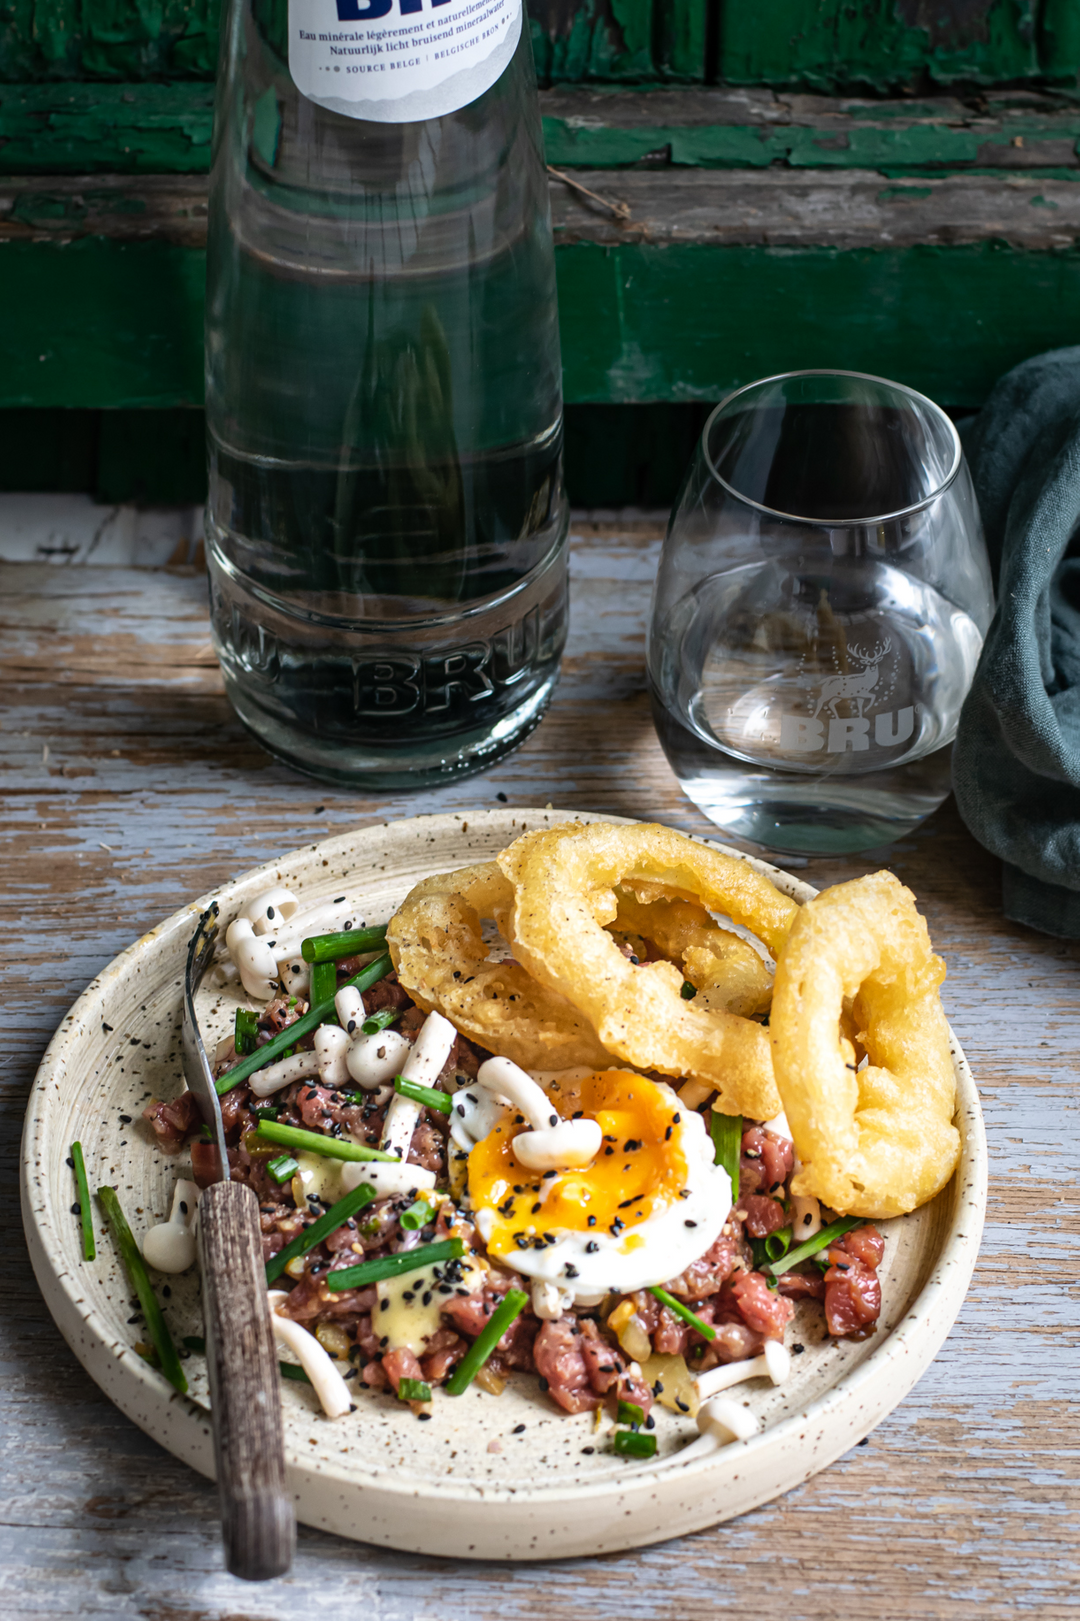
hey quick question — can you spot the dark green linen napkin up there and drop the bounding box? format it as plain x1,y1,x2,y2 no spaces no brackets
953,345,1080,937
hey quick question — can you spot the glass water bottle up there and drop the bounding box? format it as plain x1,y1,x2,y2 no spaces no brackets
205,0,567,788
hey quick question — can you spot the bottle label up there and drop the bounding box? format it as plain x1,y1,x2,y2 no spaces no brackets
289,0,522,123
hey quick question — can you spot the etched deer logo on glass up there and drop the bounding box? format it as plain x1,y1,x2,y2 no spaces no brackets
647,371,994,855
812,639,891,720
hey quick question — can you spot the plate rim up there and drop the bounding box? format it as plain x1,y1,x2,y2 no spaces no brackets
19,808,987,1549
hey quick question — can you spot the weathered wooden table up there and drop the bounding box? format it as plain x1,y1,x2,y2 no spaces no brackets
3,521,1077,1618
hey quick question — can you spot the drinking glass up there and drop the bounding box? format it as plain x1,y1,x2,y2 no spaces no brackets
647,370,994,855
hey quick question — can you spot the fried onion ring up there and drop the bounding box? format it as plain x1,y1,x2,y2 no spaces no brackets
387,862,612,1071
611,884,774,1019
498,822,798,1118
771,870,959,1219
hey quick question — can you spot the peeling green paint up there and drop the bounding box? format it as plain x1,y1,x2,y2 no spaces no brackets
528,0,656,85
720,0,1046,94
541,112,1080,171
0,82,213,169
0,0,218,81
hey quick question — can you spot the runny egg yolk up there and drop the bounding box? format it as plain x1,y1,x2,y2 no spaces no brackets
467,1069,688,1261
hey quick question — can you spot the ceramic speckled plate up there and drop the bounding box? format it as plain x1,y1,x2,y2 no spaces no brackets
20,809,986,1560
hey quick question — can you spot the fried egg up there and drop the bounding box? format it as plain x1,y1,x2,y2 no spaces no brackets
466,1068,732,1304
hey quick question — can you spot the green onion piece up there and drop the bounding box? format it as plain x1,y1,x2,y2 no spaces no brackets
326,1238,465,1292
301,924,388,964
234,1007,259,1056
765,1215,864,1277
613,1430,657,1459
648,1285,717,1342
97,1186,186,1394
360,1008,398,1036
680,981,697,1000
309,959,337,1008
400,1197,435,1232
278,1361,313,1384
70,1141,95,1261
617,1399,644,1427
267,1154,300,1184
250,1102,279,1123
394,1075,452,1115
763,1226,792,1262
183,1335,311,1386
444,1287,528,1396
215,951,392,1095
256,1119,400,1164
265,1183,377,1286
398,1377,432,1404
709,1109,742,1198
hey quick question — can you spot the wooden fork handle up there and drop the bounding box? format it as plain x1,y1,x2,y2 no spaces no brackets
199,1178,295,1581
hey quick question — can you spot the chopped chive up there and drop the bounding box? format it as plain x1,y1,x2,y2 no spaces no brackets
444,1287,528,1395
97,1186,186,1394
680,981,697,1000
326,1238,464,1292
301,924,388,964
394,1075,452,1115
764,1215,864,1277
617,1399,644,1427
216,952,392,1094
265,1183,377,1285
267,1154,300,1184
183,1335,312,1386
763,1226,793,1262
234,1007,259,1056
309,959,337,1008
360,1008,398,1036
256,1119,399,1164
400,1197,435,1231
613,1430,657,1459
279,1362,313,1384
398,1377,432,1404
250,1102,279,1123
709,1108,742,1197
70,1141,95,1261
648,1285,717,1342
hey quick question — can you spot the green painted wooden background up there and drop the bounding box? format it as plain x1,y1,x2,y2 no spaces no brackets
1,0,1076,85
1,1,1079,503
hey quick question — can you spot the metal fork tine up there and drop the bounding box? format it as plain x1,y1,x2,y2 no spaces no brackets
182,901,229,1174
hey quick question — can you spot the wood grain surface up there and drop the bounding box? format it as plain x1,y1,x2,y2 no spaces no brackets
199,1181,295,1582
2,521,1078,1618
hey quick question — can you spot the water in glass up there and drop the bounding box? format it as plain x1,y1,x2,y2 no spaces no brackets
648,374,995,855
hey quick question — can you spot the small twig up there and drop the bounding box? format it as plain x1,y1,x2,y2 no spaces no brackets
546,165,648,235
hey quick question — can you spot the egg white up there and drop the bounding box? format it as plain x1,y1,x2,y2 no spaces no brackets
466,1070,733,1305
